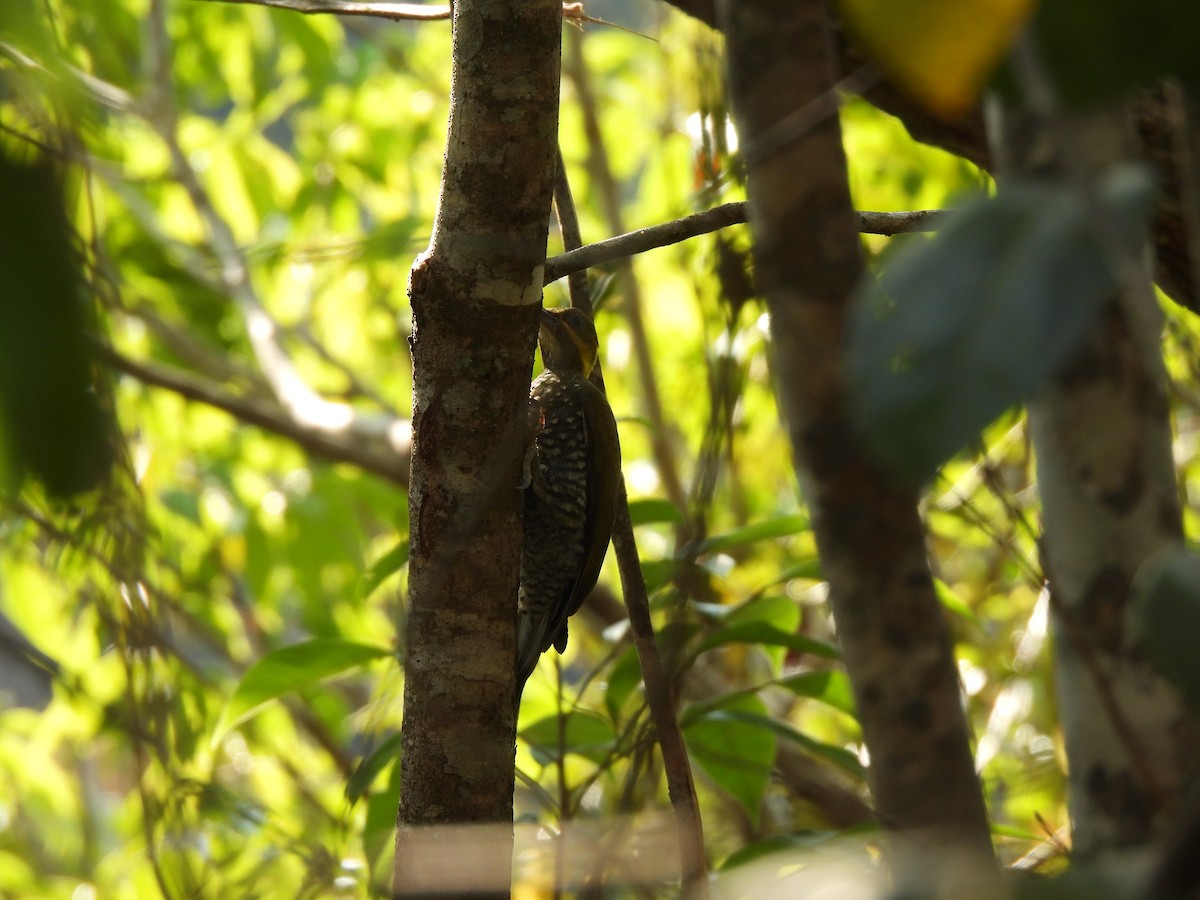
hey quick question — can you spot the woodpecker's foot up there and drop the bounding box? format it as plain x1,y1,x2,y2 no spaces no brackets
517,442,535,490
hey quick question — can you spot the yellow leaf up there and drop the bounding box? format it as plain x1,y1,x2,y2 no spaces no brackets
840,0,1037,116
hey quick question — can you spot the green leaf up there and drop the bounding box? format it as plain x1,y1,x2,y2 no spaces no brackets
703,707,867,780
696,514,809,555
1030,0,1200,109
779,669,857,716
360,540,409,599
727,595,801,632
699,621,840,660
1135,549,1200,708
0,153,113,497
213,639,393,746
639,559,676,594
626,497,683,526
848,164,1157,485
719,831,842,870
604,646,643,724
346,732,403,803
725,595,803,672
684,695,776,827
364,755,403,877
990,822,1044,842
935,579,979,624
520,711,615,766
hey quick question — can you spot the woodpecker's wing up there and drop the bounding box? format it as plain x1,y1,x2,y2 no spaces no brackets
549,377,621,652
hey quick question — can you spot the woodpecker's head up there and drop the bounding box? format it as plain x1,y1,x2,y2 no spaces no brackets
539,307,600,377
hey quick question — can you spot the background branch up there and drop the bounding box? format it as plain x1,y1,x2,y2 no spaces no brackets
96,344,411,484
552,148,711,898
543,204,942,283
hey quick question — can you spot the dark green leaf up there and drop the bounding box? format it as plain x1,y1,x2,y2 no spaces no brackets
639,559,676,594
684,695,776,826
360,540,409,599
719,831,840,871
779,669,857,716
699,621,840,660
604,646,643,724
705,707,866,779
848,165,1157,485
213,639,393,745
364,756,403,876
697,514,809,555
0,153,113,497
1135,549,1200,708
626,497,683,526
1031,0,1200,109
520,711,615,766
346,732,403,803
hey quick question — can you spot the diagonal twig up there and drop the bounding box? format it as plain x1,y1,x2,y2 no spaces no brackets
552,146,711,900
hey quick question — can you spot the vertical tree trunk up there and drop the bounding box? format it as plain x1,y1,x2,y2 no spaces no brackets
994,99,1200,858
716,0,995,888
394,1,562,896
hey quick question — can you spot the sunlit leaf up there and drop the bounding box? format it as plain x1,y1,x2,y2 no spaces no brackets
935,579,980,624
705,707,866,780
840,0,1035,116
627,497,683,526
346,732,403,803
779,669,857,716
604,646,643,724
213,639,393,745
684,695,776,827
699,621,840,660
520,710,615,766
364,757,403,877
724,595,803,671
360,539,409,599
697,514,809,555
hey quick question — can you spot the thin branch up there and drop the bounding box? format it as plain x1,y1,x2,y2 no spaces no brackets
564,31,688,513
195,0,451,19
96,344,411,484
193,0,629,31
543,203,943,283
611,487,710,900
552,149,710,897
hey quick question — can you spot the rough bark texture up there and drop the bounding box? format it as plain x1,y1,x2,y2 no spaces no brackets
716,0,995,887
995,102,1200,859
394,0,562,896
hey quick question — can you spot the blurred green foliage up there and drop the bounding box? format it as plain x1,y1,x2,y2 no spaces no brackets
8,0,1191,896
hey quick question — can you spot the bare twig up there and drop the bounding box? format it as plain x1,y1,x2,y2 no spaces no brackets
552,149,710,897
611,489,710,899
564,30,689,514
96,344,411,484
195,0,451,20
543,204,943,283
193,0,634,32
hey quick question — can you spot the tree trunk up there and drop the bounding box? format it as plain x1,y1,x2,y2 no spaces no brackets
394,0,562,896
716,0,995,889
993,98,1200,859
